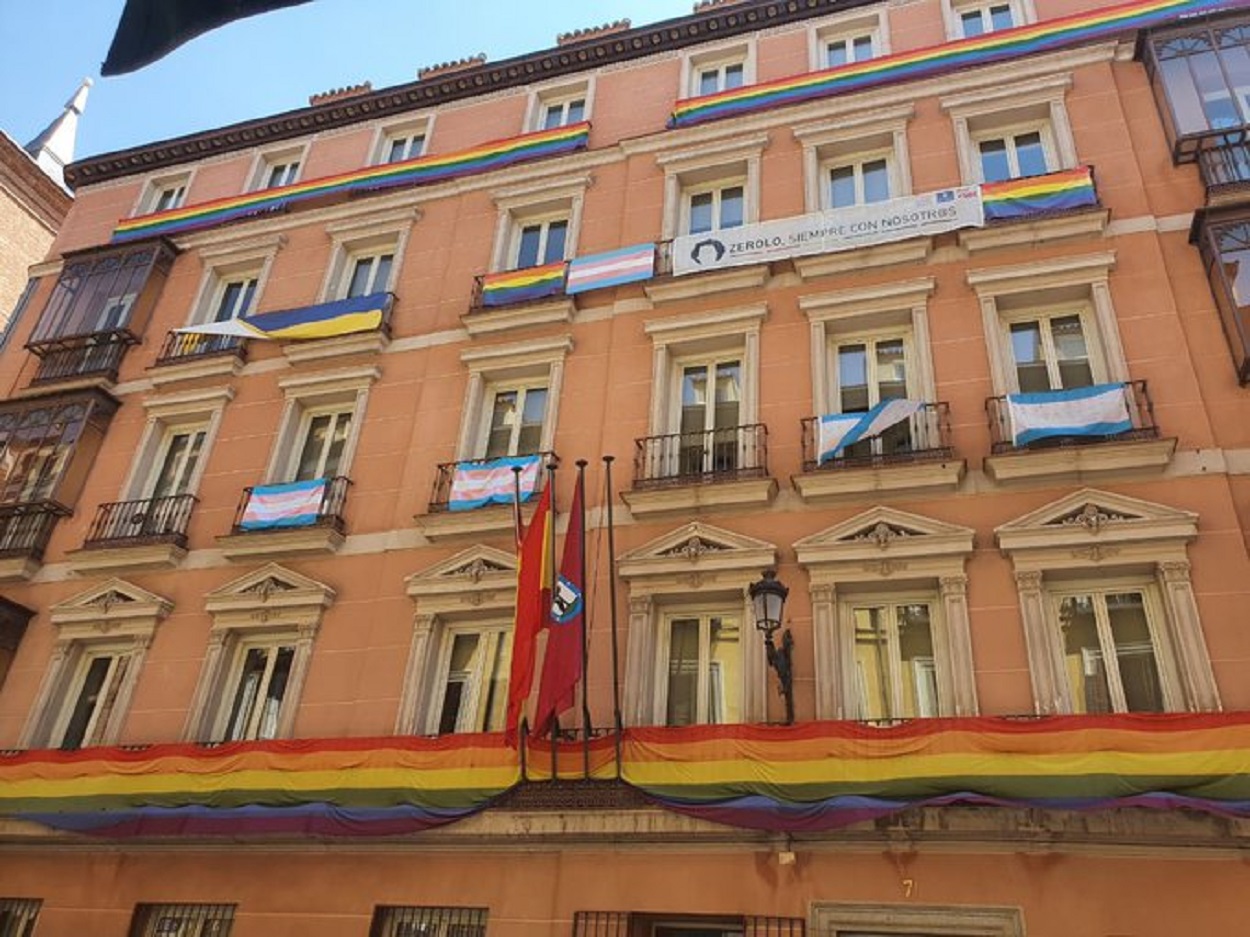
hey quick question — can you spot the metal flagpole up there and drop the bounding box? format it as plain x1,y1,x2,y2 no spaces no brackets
510,464,524,549
576,459,591,780
603,455,623,779
511,464,527,774
546,460,559,782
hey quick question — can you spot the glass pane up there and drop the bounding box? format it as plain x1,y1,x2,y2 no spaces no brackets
1106,592,1164,712
295,414,331,481
838,344,870,412
152,429,204,498
698,69,720,96
237,278,258,318
371,254,394,294
876,339,907,399
567,100,586,123
1014,131,1048,177
517,225,542,269
487,390,518,459
482,632,511,732
60,655,114,749
719,186,744,229
1193,50,1239,127
897,604,937,718
979,138,1012,182
1159,56,1210,135
689,192,714,234
666,619,701,726
961,10,985,37
387,138,408,163
853,607,891,721
1219,43,1250,122
516,388,547,455
257,646,294,740
863,158,890,203
1009,321,1052,392
724,63,744,89
1060,595,1112,714
852,35,874,61
543,221,568,264
713,361,741,425
1049,315,1094,388
830,165,857,208
225,647,268,741
347,257,374,298
826,41,848,68
707,616,740,724
216,281,244,322
989,3,1015,30
439,633,481,734
543,105,563,130
681,365,709,435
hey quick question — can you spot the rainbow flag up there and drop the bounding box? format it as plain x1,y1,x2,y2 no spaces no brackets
112,123,590,243
982,166,1099,221
176,292,391,341
669,0,1245,128
448,454,542,511
239,478,326,530
479,261,568,307
566,243,656,294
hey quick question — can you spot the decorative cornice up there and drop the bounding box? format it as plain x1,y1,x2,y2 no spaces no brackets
558,21,631,46
64,0,869,188
308,82,373,107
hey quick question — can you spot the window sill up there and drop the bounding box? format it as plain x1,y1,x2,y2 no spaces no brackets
463,297,575,337
792,458,966,503
983,436,1177,484
148,352,244,387
282,330,391,365
215,525,345,561
0,554,41,584
63,541,188,576
958,208,1108,253
621,475,777,518
414,504,521,543
643,264,768,305
15,374,116,398
793,237,932,280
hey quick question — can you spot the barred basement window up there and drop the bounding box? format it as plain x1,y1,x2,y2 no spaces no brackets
369,905,488,937
128,902,235,937
0,897,41,937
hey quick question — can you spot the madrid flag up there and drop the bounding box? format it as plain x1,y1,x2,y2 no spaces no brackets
532,472,585,739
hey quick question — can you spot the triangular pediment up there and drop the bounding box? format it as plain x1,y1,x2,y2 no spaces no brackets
618,521,777,586
406,545,517,601
206,562,334,601
49,578,173,635
204,564,335,629
795,506,974,570
996,488,1198,556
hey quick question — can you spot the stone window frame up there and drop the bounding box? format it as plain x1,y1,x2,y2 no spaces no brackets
134,168,195,216
185,233,284,326
618,521,777,727
315,206,418,303
965,251,1127,397
941,0,1036,41
654,132,769,242
941,74,1077,186
808,6,892,72
812,901,1024,937
994,488,1221,715
488,174,592,273
524,76,595,133
246,142,309,192
456,336,571,462
20,579,172,749
264,365,380,484
119,387,233,502
184,563,334,742
398,545,519,735
795,506,978,721
680,38,757,99
369,112,436,166
793,107,916,214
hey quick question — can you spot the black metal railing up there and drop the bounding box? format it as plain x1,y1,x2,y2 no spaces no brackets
799,403,952,472
127,903,235,937
0,501,70,560
1197,138,1250,191
633,423,768,488
0,898,42,937
230,476,351,535
153,330,247,366
368,906,487,937
82,494,197,549
986,380,1159,454
28,330,137,385
428,452,558,513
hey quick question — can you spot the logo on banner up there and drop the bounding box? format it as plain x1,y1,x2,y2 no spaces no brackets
689,237,727,267
551,575,583,623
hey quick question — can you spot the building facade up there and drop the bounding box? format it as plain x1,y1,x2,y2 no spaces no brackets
2,0,1250,935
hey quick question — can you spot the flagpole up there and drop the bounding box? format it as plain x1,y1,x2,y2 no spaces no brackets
510,464,524,549
546,459,559,781
603,454,622,779
575,459,591,780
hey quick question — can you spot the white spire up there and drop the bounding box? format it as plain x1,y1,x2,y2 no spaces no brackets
24,78,92,190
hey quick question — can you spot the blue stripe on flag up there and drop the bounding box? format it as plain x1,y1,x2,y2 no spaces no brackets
1006,382,1131,447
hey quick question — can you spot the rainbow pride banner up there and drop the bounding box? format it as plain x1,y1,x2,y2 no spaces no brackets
111,123,591,244
669,0,1248,128
479,261,568,307
5,714,1250,838
982,166,1099,220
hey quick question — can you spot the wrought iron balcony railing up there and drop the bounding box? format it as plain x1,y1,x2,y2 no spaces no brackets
28,330,137,385
229,476,351,535
985,380,1159,455
799,403,953,472
153,331,247,366
0,501,70,560
82,494,197,549
632,424,769,488
428,452,558,513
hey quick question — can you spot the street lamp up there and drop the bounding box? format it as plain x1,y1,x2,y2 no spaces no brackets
749,568,794,725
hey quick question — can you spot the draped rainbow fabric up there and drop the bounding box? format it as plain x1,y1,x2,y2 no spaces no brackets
982,167,1099,221
668,0,1250,128
111,123,591,243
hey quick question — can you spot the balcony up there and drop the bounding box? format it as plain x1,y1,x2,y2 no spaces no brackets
621,424,776,517
216,476,351,560
0,501,70,582
27,330,137,386
1194,212,1250,384
1197,138,1250,198
465,268,574,336
65,494,198,574
983,380,1176,483
150,331,247,385
792,403,965,502
417,452,556,541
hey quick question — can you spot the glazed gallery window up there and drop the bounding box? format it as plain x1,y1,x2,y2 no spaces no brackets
1005,309,1100,392
976,127,1052,182
827,154,891,209
657,612,742,726
1197,216,1250,382
1148,24,1250,137
850,600,939,721
47,645,136,749
685,182,745,235
428,625,511,734
218,640,297,741
481,384,548,459
830,333,914,457
1055,588,1167,714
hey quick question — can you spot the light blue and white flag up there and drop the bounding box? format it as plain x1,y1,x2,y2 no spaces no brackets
818,398,923,463
1006,383,1131,447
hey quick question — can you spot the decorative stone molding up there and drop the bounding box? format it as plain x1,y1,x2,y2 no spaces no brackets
558,20,631,45
463,297,575,337
418,55,487,81
308,82,373,107
643,265,769,305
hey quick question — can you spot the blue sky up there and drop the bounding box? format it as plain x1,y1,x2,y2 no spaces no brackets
0,0,689,162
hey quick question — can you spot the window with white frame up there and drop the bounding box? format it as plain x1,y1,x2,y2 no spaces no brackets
974,124,1053,182
121,388,231,509
254,151,302,190
289,406,354,481
684,178,745,236
810,11,889,72
511,215,569,270
656,134,766,242
428,623,511,734
944,0,1033,39
140,172,191,214
217,636,297,741
457,338,568,463
319,209,414,306
130,902,236,937
1004,306,1101,392
46,642,138,749
376,121,428,165
657,610,742,726
529,80,591,131
794,106,914,215
341,248,395,299
489,176,588,275
145,423,209,499
827,152,893,209
481,383,548,459
266,366,378,485
0,898,42,937
830,330,915,457
684,43,753,97
675,354,743,474
849,597,940,721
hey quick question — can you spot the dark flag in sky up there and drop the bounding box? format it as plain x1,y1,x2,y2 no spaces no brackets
102,0,313,76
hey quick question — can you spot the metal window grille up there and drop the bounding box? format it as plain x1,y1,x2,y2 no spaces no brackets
369,906,489,937
744,918,805,937
0,898,41,937
127,903,236,937
573,912,632,937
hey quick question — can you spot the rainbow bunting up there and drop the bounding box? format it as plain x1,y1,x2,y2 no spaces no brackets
669,0,1249,128
982,166,1099,221
111,123,591,244
479,261,568,307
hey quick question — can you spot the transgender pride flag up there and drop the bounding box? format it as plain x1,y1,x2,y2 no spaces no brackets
239,478,327,530
449,455,542,512
566,243,655,295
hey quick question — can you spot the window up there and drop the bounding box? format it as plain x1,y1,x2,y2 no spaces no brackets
512,216,569,269
47,644,136,749
265,366,377,485
1195,214,1250,383
1055,587,1167,713
368,906,487,937
943,0,1033,40
257,156,301,190
810,12,889,72
138,172,192,215
319,212,410,305
656,134,766,243
428,625,511,734
1,276,40,351
699,60,744,95
828,153,892,208
290,407,353,481
685,181,745,236
148,425,208,498
794,106,914,216
489,176,588,275
0,898,41,937
830,332,915,457
341,249,394,298
657,611,741,726
1146,23,1250,142
850,599,939,721
455,337,568,464
0,392,117,507
975,126,1052,182
218,639,296,740
1005,309,1097,392
0,600,33,695
372,117,432,165
675,356,742,474
825,32,875,68
129,903,235,937
481,384,547,459
682,42,754,98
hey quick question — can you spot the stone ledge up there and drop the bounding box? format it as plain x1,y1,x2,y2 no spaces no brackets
462,298,576,337
282,330,391,365
215,526,345,561
621,476,778,517
794,238,931,280
0,555,40,584
63,542,187,576
984,437,1177,484
148,353,244,387
959,209,1109,253
792,459,966,502
643,265,768,305
414,505,519,542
